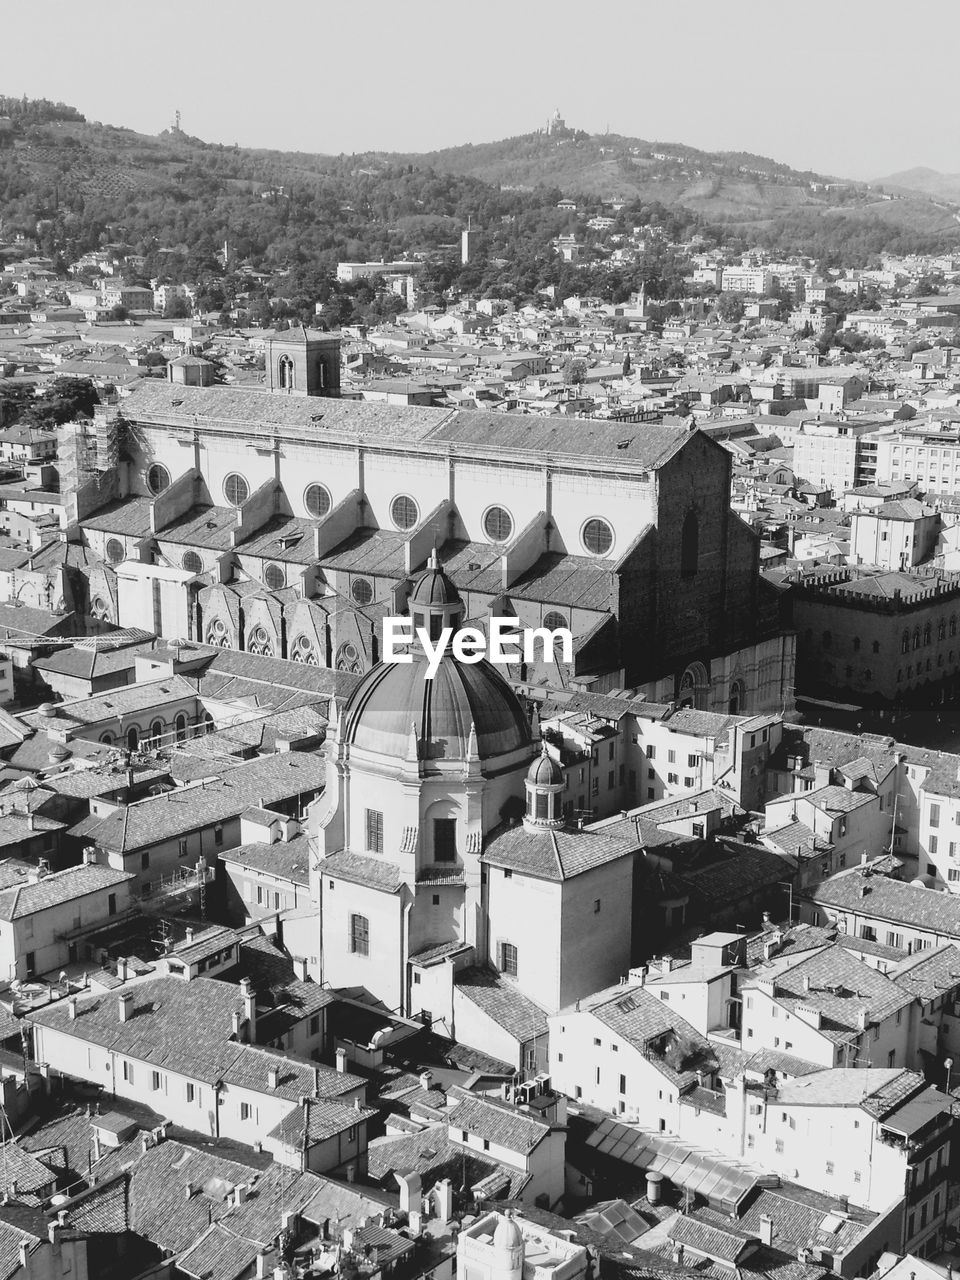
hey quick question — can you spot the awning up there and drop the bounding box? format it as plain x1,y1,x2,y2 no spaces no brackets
585,1117,761,1214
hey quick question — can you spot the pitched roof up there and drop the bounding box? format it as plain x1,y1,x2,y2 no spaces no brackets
454,967,550,1043
268,1097,378,1147
481,821,637,881
0,864,133,921
811,868,960,938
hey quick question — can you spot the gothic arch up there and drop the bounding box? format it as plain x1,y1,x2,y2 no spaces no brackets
278,354,295,392
678,660,710,711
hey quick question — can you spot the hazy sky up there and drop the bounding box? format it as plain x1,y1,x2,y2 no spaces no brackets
5,0,959,180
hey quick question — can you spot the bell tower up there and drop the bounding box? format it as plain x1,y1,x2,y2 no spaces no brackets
265,325,341,397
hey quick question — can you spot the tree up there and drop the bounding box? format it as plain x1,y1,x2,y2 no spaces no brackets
163,295,192,319
108,304,129,320
716,293,744,323
560,357,588,386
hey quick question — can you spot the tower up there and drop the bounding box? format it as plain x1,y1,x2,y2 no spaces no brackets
265,325,341,398
461,217,480,266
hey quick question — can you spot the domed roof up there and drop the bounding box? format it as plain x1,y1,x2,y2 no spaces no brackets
493,1214,523,1250
408,554,462,608
527,744,564,787
341,654,532,762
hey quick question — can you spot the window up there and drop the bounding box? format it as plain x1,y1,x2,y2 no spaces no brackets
122,1061,134,1084
304,483,332,519
930,804,941,828
391,494,419,529
646,745,655,759
351,577,373,606
147,463,170,495
349,914,369,956
931,836,939,855
186,1083,195,1103
152,1070,162,1091
240,1102,253,1121
594,899,601,913
775,1138,784,1154
501,942,518,976
582,517,614,556
182,550,203,574
483,505,513,543
141,852,150,870
680,509,699,577
826,1160,834,1175
214,824,223,847
105,538,125,564
668,749,676,764
434,818,456,862
223,473,249,507
543,611,567,631
366,809,384,854
264,563,285,591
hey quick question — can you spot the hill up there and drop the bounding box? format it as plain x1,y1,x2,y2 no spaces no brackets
1,100,959,323
873,165,960,205
401,127,960,238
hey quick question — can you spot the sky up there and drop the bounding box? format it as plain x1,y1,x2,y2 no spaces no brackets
4,0,959,180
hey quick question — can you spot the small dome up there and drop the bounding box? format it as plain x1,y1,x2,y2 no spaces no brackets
409,554,461,608
493,1214,523,1250
48,744,69,762
527,745,563,787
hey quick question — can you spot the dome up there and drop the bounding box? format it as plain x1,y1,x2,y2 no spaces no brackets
408,556,462,608
493,1214,523,1250
527,744,564,787
341,654,532,762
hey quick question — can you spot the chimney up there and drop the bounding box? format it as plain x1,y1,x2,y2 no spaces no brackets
185,927,194,944
68,997,77,1020
256,1253,268,1279
294,956,309,981
673,1244,685,1267
419,1069,433,1092
234,1184,247,1207
335,1047,348,1074
240,977,256,1034
661,955,674,975
857,1008,868,1032
758,1215,774,1247
17,1243,27,1271
267,1067,279,1090
116,956,128,983
118,992,134,1022
231,1011,242,1039
47,1221,59,1245
184,1181,194,1201
802,975,811,993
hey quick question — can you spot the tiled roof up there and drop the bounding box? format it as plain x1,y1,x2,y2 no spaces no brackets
321,851,401,892
890,943,960,1001
445,1087,549,1155
177,1221,261,1280
0,1219,41,1280
455,967,550,1043
744,943,913,1034
268,1097,378,1147
366,1124,528,1199
77,752,324,853
0,864,133,921
774,1067,923,1115
220,1043,364,1103
812,868,960,938
219,832,312,887
583,982,716,1089
482,821,637,881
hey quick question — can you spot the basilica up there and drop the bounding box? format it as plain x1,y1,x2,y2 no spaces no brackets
26,329,794,719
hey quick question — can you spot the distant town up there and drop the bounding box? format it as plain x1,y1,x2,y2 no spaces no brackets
1,95,960,1280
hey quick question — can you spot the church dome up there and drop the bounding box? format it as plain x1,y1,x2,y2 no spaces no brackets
409,561,462,608
493,1214,523,1250
527,745,564,787
341,655,532,762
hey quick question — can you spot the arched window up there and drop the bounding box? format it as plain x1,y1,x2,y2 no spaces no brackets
248,625,273,658
149,719,163,747
728,678,746,716
182,551,203,574
337,641,363,674
175,713,187,742
126,726,139,752
206,617,230,648
99,732,114,746
678,661,710,711
939,619,947,641
680,510,699,578
923,623,932,646
952,616,958,637
91,596,110,621
291,635,320,666
278,355,295,391
901,631,910,654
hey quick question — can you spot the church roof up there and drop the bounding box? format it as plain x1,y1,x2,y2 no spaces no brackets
482,821,638,881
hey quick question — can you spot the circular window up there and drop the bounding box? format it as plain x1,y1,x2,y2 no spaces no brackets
105,538,125,564
352,578,373,606
483,505,513,543
264,563,285,591
582,518,614,556
543,611,568,632
147,463,170,496
223,473,249,507
304,484,332,519
182,551,203,574
91,597,109,619
291,635,319,665
391,494,419,530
